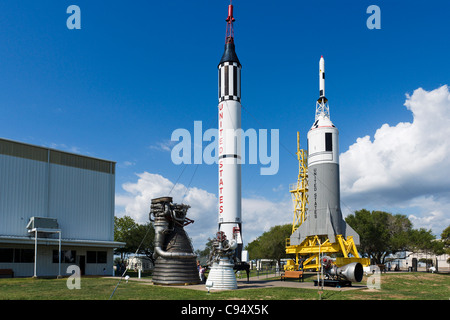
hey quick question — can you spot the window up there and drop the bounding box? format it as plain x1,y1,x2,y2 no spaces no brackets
0,248,34,263
53,250,76,263
87,251,97,263
325,132,333,152
0,248,13,262
86,251,107,264
97,251,107,264
14,249,34,263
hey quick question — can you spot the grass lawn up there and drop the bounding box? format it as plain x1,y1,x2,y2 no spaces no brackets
0,272,448,300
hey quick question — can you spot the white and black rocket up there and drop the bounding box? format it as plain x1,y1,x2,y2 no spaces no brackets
290,56,360,246
217,2,243,259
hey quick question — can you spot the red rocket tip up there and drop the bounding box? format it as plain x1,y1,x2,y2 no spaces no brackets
226,3,234,22
321,55,323,58
225,1,235,44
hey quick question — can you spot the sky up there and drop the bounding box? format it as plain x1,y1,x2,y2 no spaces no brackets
1,0,449,251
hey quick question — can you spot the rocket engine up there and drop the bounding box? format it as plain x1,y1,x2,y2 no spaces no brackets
149,197,200,285
205,231,238,290
321,256,363,283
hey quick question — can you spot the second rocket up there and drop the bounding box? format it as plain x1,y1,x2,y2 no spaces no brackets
290,56,360,246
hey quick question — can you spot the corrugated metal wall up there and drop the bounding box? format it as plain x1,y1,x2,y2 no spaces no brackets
49,164,114,240
0,155,48,236
0,139,115,242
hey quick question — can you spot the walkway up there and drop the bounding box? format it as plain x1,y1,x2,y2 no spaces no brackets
127,272,367,292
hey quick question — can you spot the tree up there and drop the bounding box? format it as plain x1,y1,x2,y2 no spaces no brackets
345,209,392,264
114,215,155,262
195,237,215,264
345,209,441,264
441,225,450,255
244,224,291,268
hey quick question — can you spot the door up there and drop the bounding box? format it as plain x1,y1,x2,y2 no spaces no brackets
79,255,86,275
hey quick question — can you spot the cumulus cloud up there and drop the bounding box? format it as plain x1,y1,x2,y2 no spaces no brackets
340,85,450,235
115,172,217,248
407,195,450,235
115,171,292,250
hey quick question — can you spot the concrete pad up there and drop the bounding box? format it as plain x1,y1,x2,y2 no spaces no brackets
133,273,367,292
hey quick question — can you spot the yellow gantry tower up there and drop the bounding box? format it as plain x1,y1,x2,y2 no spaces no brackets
285,133,369,271
289,132,308,235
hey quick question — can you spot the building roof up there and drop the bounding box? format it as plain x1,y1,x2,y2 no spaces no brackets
0,138,115,174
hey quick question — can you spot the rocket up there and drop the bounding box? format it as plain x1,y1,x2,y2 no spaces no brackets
217,1,243,259
290,56,360,246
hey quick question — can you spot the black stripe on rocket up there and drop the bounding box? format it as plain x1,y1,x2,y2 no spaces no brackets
219,62,241,102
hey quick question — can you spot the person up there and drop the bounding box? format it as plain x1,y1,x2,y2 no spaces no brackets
298,257,304,271
199,265,205,282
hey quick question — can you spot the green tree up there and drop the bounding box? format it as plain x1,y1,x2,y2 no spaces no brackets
409,227,444,256
442,226,450,264
345,209,441,264
114,215,155,261
441,226,450,255
195,237,215,264
244,224,291,267
345,209,392,264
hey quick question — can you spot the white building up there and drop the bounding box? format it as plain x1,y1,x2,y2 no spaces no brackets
126,256,154,271
0,138,124,277
405,251,450,272
385,250,450,272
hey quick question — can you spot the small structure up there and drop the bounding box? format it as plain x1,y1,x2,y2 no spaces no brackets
127,256,154,272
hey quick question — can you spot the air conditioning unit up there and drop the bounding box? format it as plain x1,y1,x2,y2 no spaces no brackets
26,217,59,230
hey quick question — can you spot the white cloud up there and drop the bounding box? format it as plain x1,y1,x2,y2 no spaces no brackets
340,85,450,235
148,140,176,152
115,171,293,250
407,195,450,236
242,197,292,243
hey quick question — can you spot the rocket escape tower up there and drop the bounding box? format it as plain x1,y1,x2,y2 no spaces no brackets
225,0,235,45
315,56,330,120
285,56,370,272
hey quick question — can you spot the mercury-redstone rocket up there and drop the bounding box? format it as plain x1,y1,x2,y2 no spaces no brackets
217,1,243,260
290,56,360,246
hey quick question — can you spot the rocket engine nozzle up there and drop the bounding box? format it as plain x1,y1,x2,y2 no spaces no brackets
321,256,363,283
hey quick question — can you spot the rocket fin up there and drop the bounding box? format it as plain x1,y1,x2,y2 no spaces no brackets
325,204,337,243
290,204,337,245
342,222,360,246
289,219,309,246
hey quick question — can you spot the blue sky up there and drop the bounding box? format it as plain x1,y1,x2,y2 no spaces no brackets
1,0,449,249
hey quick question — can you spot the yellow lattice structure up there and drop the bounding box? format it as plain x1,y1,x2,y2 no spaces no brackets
289,132,308,234
285,133,370,271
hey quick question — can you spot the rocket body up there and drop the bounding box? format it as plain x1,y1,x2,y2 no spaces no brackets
290,56,360,246
217,42,243,258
